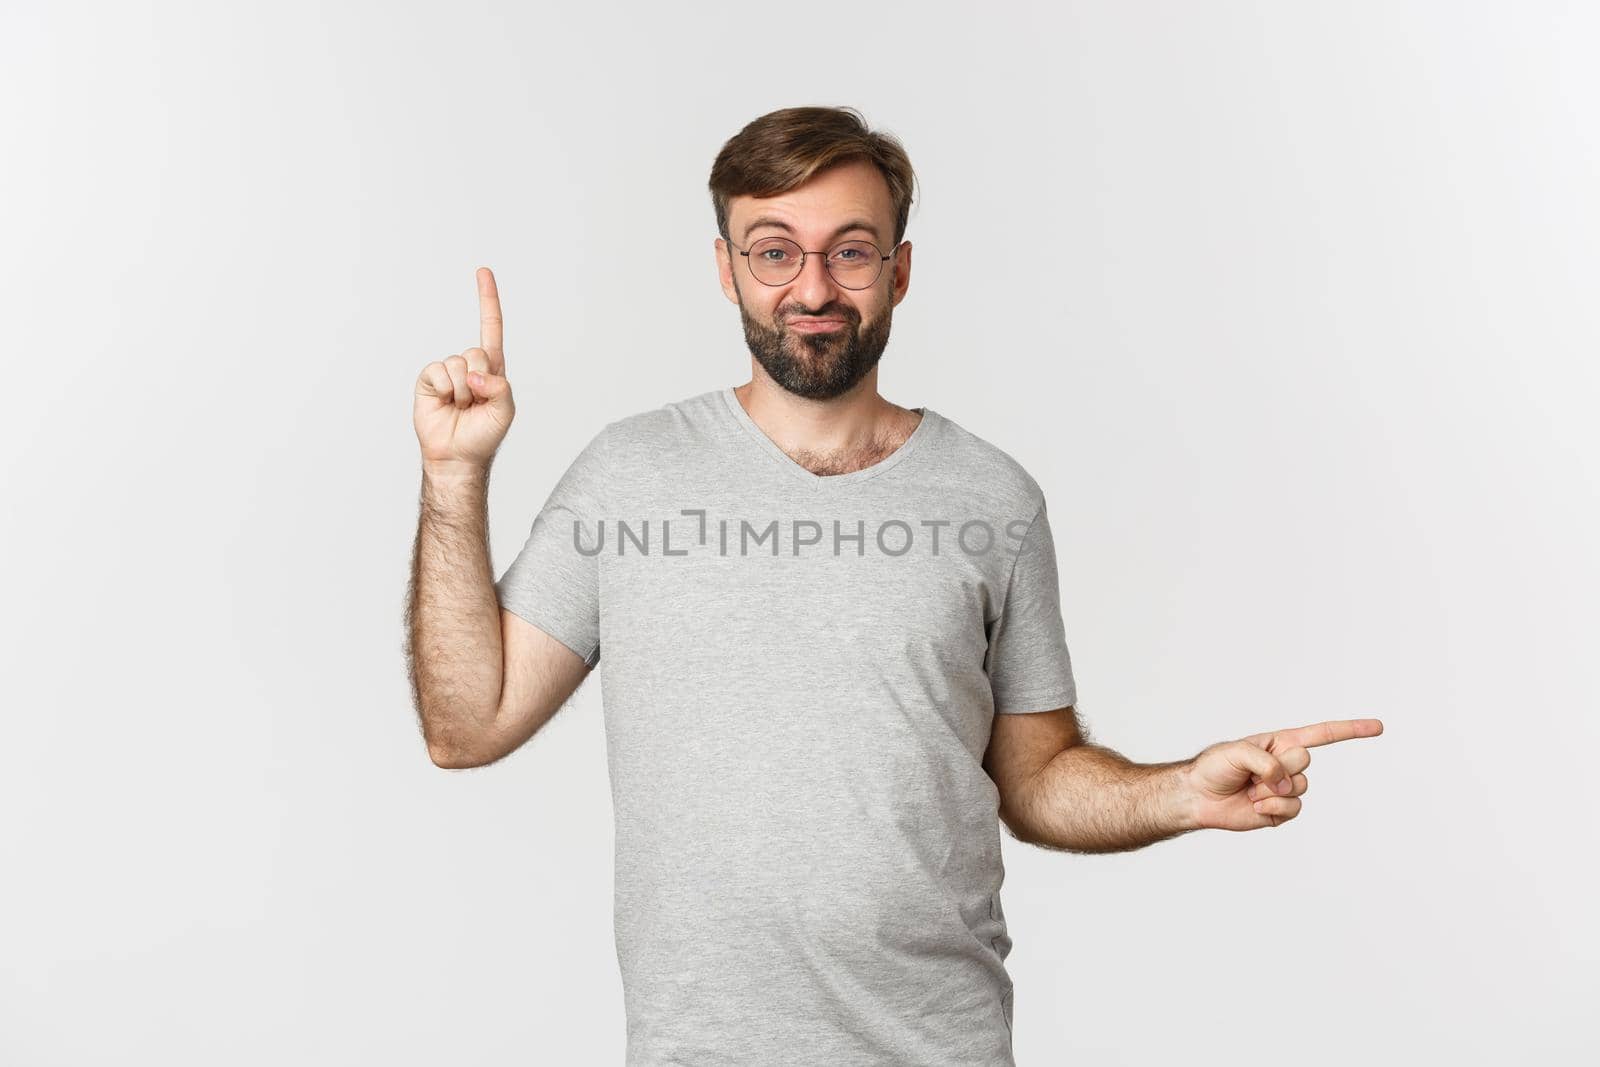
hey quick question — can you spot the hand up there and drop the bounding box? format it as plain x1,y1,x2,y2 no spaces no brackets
1183,718,1384,831
413,267,517,473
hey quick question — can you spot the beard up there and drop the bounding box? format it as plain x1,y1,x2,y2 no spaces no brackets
734,276,895,401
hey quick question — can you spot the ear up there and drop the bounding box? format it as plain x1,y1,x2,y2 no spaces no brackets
715,237,740,305
889,240,911,308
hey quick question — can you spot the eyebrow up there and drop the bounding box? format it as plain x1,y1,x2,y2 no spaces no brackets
743,216,884,245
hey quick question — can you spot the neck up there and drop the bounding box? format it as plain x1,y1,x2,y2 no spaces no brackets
732,369,921,476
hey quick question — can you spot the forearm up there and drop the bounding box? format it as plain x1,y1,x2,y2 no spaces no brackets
1003,743,1201,854
405,462,505,764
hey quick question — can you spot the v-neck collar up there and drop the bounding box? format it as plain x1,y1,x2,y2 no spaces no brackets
719,386,941,490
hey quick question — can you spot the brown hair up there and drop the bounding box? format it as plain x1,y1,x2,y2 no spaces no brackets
708,105,919,247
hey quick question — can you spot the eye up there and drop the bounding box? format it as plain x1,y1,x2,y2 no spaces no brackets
833,248,862,261
759,248,790,262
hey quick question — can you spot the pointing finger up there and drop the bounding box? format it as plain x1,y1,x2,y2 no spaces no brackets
1246,719,1384,752
1283,719,1384,750
478,267,504,375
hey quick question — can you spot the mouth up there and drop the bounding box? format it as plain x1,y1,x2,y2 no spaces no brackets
787,319,847,332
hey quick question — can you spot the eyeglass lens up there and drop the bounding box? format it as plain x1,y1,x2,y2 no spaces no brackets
747,237,884,289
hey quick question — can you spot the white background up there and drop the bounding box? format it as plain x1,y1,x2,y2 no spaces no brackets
3,1,1595,1063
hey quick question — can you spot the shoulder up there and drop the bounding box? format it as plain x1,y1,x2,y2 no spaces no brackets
587,387,733,465
925,409,1048,515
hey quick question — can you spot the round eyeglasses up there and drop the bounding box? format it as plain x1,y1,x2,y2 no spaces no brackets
730,236,899,290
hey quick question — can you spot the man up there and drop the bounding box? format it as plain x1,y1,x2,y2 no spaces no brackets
406,106,1383,1065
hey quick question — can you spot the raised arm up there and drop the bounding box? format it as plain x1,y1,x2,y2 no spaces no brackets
404,267,592,770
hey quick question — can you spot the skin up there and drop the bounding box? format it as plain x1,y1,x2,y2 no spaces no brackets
406,269,592,769
983,710,1385,850
408,163,1385,850
714,158,923,474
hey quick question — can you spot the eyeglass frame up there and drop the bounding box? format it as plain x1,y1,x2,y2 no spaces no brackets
727,235,903,290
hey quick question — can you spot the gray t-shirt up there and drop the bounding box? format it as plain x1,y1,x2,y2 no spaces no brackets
495,386,1077,1066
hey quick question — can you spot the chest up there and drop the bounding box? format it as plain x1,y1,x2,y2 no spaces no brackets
594,510,1009,680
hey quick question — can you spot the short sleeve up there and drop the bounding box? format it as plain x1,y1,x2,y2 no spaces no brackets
493,426,610,668
984,497,1077,714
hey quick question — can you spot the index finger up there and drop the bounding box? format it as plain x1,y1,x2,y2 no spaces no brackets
1250,718,1385,751
477,266,504,374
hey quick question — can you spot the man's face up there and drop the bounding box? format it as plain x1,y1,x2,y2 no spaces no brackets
716,159,912,401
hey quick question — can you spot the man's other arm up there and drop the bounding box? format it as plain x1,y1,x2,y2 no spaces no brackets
983,706,1382,848
983,706,1198,853
406,461,592,769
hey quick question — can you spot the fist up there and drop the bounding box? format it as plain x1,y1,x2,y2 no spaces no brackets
413,267,516,471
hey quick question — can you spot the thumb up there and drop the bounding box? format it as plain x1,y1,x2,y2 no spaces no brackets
467,369,511,401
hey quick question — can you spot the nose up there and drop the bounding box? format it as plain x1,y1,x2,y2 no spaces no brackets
790,249,843,308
